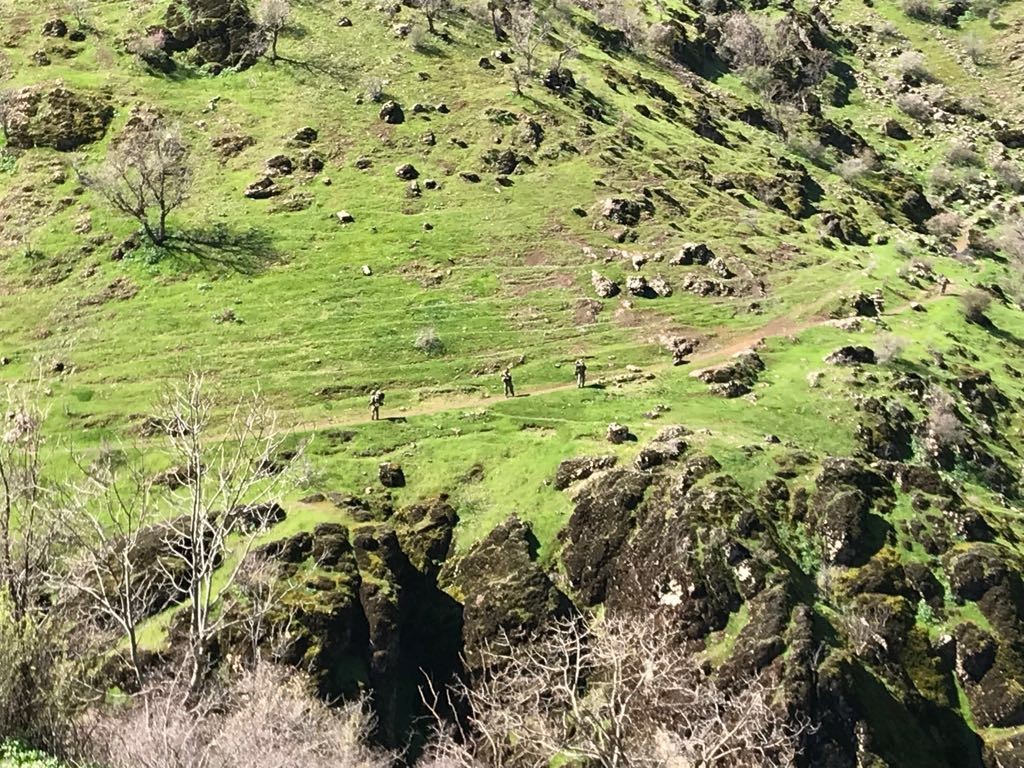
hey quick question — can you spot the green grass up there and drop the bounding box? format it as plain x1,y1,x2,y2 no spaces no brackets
6,3,1024,739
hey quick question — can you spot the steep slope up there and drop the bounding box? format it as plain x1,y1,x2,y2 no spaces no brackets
5,0,1024,762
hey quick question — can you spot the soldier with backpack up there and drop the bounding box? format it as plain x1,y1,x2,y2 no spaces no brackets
574,359,587,388
369,389,384,420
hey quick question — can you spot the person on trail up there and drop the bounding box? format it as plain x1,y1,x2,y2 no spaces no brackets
574,359,587,388
369,389,384,421
501,367,515,398
938,276,951,295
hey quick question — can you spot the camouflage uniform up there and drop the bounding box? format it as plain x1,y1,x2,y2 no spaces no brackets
574,359,587,388
501,368,514,398
369,389,383,421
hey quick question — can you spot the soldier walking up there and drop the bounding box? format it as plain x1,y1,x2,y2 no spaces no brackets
369,389,384,421
501,367,515,398
938,275,951,295
574,358,587,388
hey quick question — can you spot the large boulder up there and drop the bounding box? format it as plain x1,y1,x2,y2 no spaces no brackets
554,455,617,490
1,84,113,151
560,468,652,605
811,458,891,566
443,516,571,666
165,0,258,70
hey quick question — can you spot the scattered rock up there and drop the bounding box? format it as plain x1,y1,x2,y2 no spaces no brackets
165,0,258,70
378,462,405,488
41,18,68,37
335,210,355,224
883,119,911,140
378,100,404,124
825,346,876,366
264,154,294,176
606,423,633,444
243,176,282,199
395,163,419,180
554,455,618,490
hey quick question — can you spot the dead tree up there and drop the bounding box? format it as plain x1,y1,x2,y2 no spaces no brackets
421,614,811,767
414,0,452,33
0,387,67,620
255,0,290,62
88,663,394,768
156,373,299,689
59,453,164,688
506,2,551,76
78,119,192,246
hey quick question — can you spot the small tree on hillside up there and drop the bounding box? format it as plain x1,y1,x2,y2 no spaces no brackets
156,373,301,690
256,0,291,63
59,454,163,688
415,0,452,34
0,388,70,621
79,119,193,246
506,2,551,76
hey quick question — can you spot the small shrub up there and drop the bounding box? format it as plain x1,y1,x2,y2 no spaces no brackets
993,158,1024,192
361,76,387,103
962,33,986,64
406,24,427,51
875,335,906,365
126,29,166,60
925,211,964,239
787,134,830,166
960,288,992,322
413,326,444,355
896,92,932,122
946,141,984,168
926,389,967,447
970,0,999,16
902,0,937,20
929,164,957,193
837,153,877,183
895,51,935,81
877,21,902,39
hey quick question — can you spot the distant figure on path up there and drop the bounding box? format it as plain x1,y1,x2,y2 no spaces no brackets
938,276,951,295
574,359,587,388
501,367,515,398
369,389,384,420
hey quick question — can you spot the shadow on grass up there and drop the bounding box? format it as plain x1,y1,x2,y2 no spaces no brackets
166,225,283,275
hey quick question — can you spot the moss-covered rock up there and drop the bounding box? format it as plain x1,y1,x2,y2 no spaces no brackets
1,84,113,150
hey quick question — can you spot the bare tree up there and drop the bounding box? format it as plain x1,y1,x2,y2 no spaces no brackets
421,614,811,768
256,0,291,63
157,373,298,689
78,119,192,246
0,387,66,620
415,0,452,34
58,454,165,688
89,663,393,768
506,3,551,76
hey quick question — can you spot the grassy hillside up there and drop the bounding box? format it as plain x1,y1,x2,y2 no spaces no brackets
5,0,1024,761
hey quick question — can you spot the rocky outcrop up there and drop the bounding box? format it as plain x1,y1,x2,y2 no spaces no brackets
165,0,258,70
560,467,652,605
554,455,617,490
811,458,892,566
695,350,764,397
442,515,571,667
1,84,113,150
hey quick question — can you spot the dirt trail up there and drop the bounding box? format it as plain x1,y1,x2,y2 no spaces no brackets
282,292,947,435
